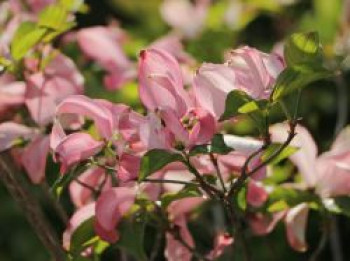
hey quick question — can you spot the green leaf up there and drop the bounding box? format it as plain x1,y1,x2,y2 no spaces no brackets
267,200,289,212
237,187,247,211
220,90,253,121
38,4,68,31
116,218,147,261
139,149,184,181
189,134,233,156
11,23,47,60
261,143,299,165
284,32,322,68
271,67,332,101
211,134,234,154
332,197,350,217
272,32,334,101
268,187,316,208
70,217,96,254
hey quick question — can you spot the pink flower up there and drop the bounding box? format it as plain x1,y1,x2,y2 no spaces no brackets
247,181,268,207
69,167,109,208
54,132,104,174
21,135,50,183
0,122,37,152
160,0,210,39
138,48,190,116
165,197,205,261
0,74,25,116
270,124,350,197
226,46,284,99
139,49,216,149
206,232,234,260
55,95,114,140
25,53,84,126
95,187,135,242
194,47,285,119
77,26,135,90
194,63,236,119
285,203,309,252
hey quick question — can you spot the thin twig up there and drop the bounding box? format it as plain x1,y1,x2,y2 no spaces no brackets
228,121,297,198
210,153,227,193
143,178,198,186
183,154,224,199
0,153,66,261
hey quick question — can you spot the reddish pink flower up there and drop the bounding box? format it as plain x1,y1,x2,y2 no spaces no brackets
194,47,285,119
206,232,234,260
166,197,205,261
0,122,37,152
21,135,50,183
54,133,104,174
95,187,135,242
139,49,216,149
247,181,268,207
0,74,25,116
69,167,109,208
25,53,84,126
77,26,135,90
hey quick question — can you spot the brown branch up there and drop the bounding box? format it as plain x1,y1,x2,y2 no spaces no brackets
227,121,297,198
0,153,66,261
210,153,227,193
143,178,198,186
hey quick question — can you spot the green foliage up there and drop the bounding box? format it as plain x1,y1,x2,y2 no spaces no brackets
38,5,69,31
327,197,350,217
70,218,96,255
11,23,47,61
139,149,184,181
237,186,247,211
221,90,269,134
272,32,333,101
116,218,147,261
220,90,256,121
189,134,233,156
284,32,322,68
267,187,317,212
261,143,298,165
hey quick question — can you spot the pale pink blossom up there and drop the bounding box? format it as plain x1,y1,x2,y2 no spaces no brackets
285,203,309,252
77,26,135,90
194,47,285,119
160,0,210,39
270,124,350,197
21,135,50,183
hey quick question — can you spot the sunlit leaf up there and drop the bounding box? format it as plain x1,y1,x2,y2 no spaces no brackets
11,23,47,60
261,143,299,165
